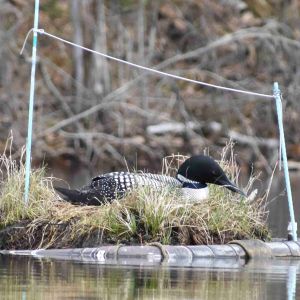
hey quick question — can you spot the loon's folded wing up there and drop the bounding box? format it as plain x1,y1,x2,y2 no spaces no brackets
55,172,180,206
55,174,122,206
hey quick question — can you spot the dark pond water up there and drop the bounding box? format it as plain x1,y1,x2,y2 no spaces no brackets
268,172,300,238
1,255,300,300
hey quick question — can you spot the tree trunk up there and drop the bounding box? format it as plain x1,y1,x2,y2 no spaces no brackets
93,0,110,97
71,0,84,112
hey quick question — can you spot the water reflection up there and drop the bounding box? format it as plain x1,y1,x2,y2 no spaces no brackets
287,265,297,300
1,255,300,300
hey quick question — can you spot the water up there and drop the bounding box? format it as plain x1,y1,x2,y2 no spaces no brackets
268,172,300,238
1,255,300,300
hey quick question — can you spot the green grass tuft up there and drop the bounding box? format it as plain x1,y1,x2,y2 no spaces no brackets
0,141,57,229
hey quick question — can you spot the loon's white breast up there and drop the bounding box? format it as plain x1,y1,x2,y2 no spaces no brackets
181,186,209,202
176,173,209,202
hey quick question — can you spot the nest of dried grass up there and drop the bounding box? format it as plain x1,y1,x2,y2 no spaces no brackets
0,139,270,250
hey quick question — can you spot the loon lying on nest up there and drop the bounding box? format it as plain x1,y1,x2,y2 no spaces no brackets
55,155,246,206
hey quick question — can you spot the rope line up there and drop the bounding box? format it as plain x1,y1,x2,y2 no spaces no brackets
21,28,274,99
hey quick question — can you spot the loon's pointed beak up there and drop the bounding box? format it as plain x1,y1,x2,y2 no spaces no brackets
216,178,247,197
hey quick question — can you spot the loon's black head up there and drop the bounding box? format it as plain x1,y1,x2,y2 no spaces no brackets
177,155,246,196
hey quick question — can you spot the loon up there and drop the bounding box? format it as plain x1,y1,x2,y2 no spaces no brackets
55,155,246,206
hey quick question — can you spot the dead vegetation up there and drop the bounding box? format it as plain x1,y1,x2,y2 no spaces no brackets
0,140,270,250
